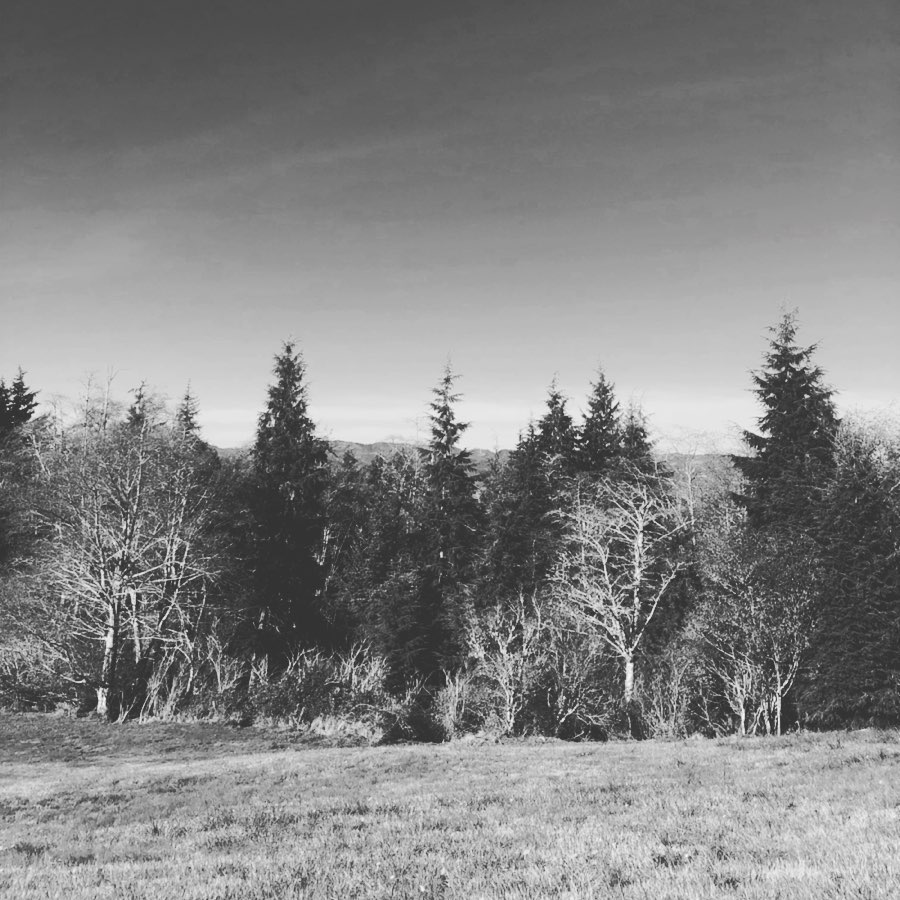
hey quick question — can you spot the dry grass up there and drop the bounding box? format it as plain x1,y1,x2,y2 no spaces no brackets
1,714,899,898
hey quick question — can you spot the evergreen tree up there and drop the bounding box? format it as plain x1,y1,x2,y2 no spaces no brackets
347,449,428,680
535,379,578,480
733,311,838,529
249,342,330,656
620,403,656,475
577,367,622,477
421,366,482,585
412,365,483,675
359,451,424,590
0,369,40,565
0,369,38,438
481,424,558,601
319,449,373,641
175,385,201,438
172,385,220,478
805,418,900,726
126,382,150,430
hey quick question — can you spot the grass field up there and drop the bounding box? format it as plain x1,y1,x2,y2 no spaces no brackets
1,715,899,898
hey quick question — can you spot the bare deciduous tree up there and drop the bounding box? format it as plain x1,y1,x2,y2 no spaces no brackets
555,477,684,706
699,510,818,735
468,591,547,736
33,388,223,718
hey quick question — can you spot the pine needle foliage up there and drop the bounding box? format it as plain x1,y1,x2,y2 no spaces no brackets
535,379,578,479
733,312,838,529
577,368,622,477
250,342,330,656
415,365,482,675
0,369,38,439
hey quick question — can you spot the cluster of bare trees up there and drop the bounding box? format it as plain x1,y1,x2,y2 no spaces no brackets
1,386,228,719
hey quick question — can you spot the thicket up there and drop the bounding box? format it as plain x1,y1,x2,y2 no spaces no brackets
1,313,898,739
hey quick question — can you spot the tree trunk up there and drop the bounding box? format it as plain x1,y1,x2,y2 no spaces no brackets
129,587,142,663
96,599,121,720
623,652,634,705
774,662,783,736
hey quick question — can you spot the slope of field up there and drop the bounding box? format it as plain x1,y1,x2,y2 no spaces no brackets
1,715,898,899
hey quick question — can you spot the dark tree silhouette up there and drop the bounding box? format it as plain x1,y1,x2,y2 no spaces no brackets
733,311,838,530
249,342,330,658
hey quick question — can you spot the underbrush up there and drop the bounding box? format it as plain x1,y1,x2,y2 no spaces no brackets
8,634,895,743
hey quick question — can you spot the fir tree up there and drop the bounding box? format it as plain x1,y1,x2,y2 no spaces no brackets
175,385,201,438
172,386,220,477
412,365,483,675
535,379,577,480
805,419,900,726
421,365,481,584
126,382,149,430
0,369,39,565
0,369,38,438
577,367,622,476
620,403,655,475
319,449,371,640
733,311,838,529
249,342,330,656
349,449,428,681
481,424,558,601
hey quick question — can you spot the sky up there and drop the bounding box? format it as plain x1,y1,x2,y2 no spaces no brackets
3,0,898,452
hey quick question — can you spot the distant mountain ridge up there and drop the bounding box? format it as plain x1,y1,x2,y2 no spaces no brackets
329,440,509,473
215,441,729,478
214,440,510,473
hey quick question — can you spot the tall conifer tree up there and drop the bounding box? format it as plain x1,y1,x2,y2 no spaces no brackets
175,385,201,438
806,420,900,726
481,424,557,601
250,342,329,655
577,367,622,477
620,403,655,475
536,379,577,480
0,369,39,565
126,382,150,430
0,369,38,438
733,312,838,529
412,365,482,674
421,365,481,583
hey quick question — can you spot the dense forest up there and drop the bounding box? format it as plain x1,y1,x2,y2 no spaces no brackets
1,312,898,739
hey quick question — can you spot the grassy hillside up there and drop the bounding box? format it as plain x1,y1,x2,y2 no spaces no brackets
1,715,898,898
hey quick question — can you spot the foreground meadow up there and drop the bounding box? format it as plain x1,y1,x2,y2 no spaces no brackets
1,715,898,899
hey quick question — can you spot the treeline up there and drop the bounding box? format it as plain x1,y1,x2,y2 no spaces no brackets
1,312,898,739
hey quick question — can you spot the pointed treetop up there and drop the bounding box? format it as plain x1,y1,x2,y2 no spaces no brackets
0,368,38,436
175,384,201,437
253,340,328,481
621,403,655,472
748,310,837,450
536,378,577,474
426,363,470,460
421,363,481,587
578,366,623,475
10,369,38,422
734,310,839,527
127,381,149,429
258,342,310,436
